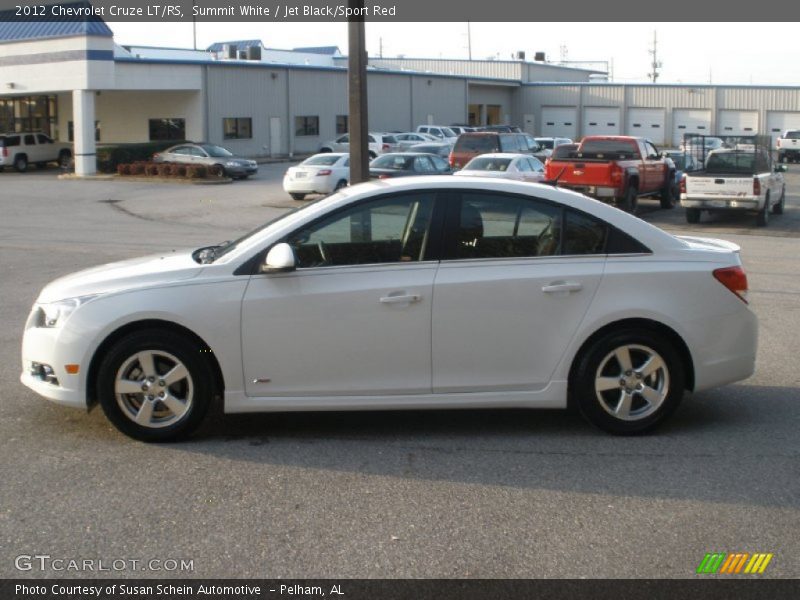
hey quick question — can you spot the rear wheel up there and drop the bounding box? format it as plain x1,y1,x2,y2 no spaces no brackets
756,194,770,227
772,186,785,215
619,184,638,213
334,179,347,191
571,329,685,435
685,208,701,223
290,192,306,201
13,154,28,173
97,330,213,442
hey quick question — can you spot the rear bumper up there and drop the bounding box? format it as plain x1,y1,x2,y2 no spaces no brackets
690,306,757,392
681,196,762,211
559,184,618,199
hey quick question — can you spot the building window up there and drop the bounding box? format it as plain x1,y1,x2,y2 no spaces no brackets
0,95,58,137
295,116,319,137
68,121,101,142
148,118,186,141
223,117,252,140
336,115,348,135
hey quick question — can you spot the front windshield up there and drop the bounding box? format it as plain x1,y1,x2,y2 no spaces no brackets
441,127,456,137
202,145,234,158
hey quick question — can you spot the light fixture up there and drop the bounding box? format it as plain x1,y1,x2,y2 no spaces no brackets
6,82,14,89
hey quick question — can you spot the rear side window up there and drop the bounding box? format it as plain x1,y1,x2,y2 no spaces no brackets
454,135,498,153
4,136,22,147
499,135,521,152
785,131,800,139
36,134,51,144
24,134,36,145
563,210,607,255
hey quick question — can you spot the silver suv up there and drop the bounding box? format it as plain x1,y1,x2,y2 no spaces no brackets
0,132,72,172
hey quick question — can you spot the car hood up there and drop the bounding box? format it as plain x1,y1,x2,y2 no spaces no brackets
36,250,204,304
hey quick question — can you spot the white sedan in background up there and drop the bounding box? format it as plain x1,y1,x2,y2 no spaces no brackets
21,177,756,441
456,153,546,182
283,153,350,200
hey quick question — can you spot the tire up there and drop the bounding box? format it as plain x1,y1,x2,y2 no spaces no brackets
209,164,225,177
319,147,332,153
685,208,701,224
14,154,28,173
571,328,685,435
369,151,377,160
290,192,306,201
58,150,72,168
772,186,785,215
660,180,675,209
756,194,770,227
779,154,785,164
97,329,213,442
619,184,638,213
334,179,347,191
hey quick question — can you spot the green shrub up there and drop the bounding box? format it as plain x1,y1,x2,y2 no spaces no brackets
96,141,191,173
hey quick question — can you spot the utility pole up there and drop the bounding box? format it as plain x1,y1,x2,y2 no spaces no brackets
467,22,472,60
191,0,197,50
348,0,369,184
648,30,662,83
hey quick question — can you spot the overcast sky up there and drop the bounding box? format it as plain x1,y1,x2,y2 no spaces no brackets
108,22,799,85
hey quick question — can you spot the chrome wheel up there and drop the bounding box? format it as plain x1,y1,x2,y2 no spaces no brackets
115,350,193,429
594,344,669,421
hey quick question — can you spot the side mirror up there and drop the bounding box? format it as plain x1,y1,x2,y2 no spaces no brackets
776,164,788,173
261,243,296,273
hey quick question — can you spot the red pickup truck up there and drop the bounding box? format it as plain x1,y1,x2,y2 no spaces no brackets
544,136,675,212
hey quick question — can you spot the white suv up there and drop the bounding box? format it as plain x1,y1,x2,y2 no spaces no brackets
0,132,72,172
319,132,396,158
416,125,458,141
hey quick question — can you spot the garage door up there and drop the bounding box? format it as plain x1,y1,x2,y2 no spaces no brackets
766,111,800,146
583,107,621,137
718,110,758,136
672,109,712,146
541,107,577,140
626,108,666,145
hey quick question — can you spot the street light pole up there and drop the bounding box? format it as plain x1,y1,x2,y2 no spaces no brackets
348,0,369,184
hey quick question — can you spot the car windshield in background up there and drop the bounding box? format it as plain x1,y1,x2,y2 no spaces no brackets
466,157,513,171
536,139,555,149
202,145,234,158
454,136,497,153
786,131,800,139
304,155,341,166
668,155,687,170
372,155,414,170
441,127,456,137
705,152,759,174
577,140,639,159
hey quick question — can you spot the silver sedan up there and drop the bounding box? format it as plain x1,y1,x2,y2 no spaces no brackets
153,143,258,179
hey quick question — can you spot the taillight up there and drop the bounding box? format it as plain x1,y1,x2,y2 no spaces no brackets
317,169,332,176
753,178,761,196
379,174,390,179
382,143,390,151
152,153,160,160
610,164,623,184
713,266,748,303
679,173,687,194
1,147,6,158
448,152,455,167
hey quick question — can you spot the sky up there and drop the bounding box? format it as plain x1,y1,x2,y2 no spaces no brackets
108,22,800,86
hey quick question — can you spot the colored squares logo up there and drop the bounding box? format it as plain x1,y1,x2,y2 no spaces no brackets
697,552,774,574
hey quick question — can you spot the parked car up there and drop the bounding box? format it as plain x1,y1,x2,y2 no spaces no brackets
0,132,72,172
663,150,700,200
20,176,757,441
408,142,453,158
393,132,439,150
449,125,477,135
535,137,573,151
153,143,258,179
479,125,523,133
679,136,725,166
544,136,675,212
455,153,545,183
369,152,452,178
450,132,545,170
681,146,786,226
776,130,800,163
416,125,458,141
283,153,349,200
319,132,396,158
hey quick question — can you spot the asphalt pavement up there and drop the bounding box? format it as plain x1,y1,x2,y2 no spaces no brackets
0,164,798,579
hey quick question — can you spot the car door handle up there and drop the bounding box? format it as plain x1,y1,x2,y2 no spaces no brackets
380,293,421,304
542,282,583,294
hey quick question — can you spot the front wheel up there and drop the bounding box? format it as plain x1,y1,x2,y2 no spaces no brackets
571,329,685,435
772,186,785,215
756,195,770,227
97,330,213,442
58,150,72,168
290,192,306,201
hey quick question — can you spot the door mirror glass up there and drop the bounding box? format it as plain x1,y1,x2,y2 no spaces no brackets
262,243,296,273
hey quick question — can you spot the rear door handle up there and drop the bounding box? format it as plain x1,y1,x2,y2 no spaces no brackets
542,282,583,294
380,293,421,304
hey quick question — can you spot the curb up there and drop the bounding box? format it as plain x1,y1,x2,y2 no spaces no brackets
58,174,233,185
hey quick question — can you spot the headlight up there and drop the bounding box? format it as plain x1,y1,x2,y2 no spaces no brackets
35,295,98,328
225,160,240,167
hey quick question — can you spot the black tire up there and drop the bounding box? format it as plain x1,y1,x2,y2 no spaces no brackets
14,154,28,173
290,192,306,201
619,184,638,213
369,151,377,160
571,328,685,435
685,208,701,224
779,154,785,164
660,180,675,209
97,329,213,442
319,147,332,153
772,186,785,215
334,179,347,191
209,164,225,177
756,194,770,227
58,150,72,168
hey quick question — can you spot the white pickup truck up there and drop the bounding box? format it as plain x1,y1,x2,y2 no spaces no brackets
776,130,800,163
0,132,72,172
680,147,786,227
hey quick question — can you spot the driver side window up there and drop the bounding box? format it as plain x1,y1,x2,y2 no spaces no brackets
285,193,435,268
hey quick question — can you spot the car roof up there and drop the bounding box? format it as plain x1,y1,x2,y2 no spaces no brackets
467,153,528,159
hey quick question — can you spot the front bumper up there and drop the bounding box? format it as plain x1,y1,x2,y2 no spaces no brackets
227,165,258,177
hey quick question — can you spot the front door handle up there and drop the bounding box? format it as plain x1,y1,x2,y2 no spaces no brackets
542,282,583,294
380,293,421,304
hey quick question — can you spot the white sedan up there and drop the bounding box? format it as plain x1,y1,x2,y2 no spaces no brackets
283,153,349,200
21,177,757,441
456,153,546,182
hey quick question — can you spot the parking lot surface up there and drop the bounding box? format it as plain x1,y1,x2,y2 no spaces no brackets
1,165,798,578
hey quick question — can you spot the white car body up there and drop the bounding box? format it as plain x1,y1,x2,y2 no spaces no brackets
776,130,800,162
283,153,350,197
320,133,393,157
416,125,458,141
21,177,757,439
394,132,439,150
0,132,72,171
455,153,546,183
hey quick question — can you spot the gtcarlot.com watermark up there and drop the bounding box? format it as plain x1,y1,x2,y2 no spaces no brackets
14,554,194,573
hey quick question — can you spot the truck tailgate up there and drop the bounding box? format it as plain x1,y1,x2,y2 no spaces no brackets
685,175,753,198
547,160,614,186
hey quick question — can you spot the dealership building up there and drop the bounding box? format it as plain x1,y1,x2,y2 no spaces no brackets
3,17,800,175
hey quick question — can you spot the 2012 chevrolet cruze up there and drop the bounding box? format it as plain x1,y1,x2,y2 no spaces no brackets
21,177,757,441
